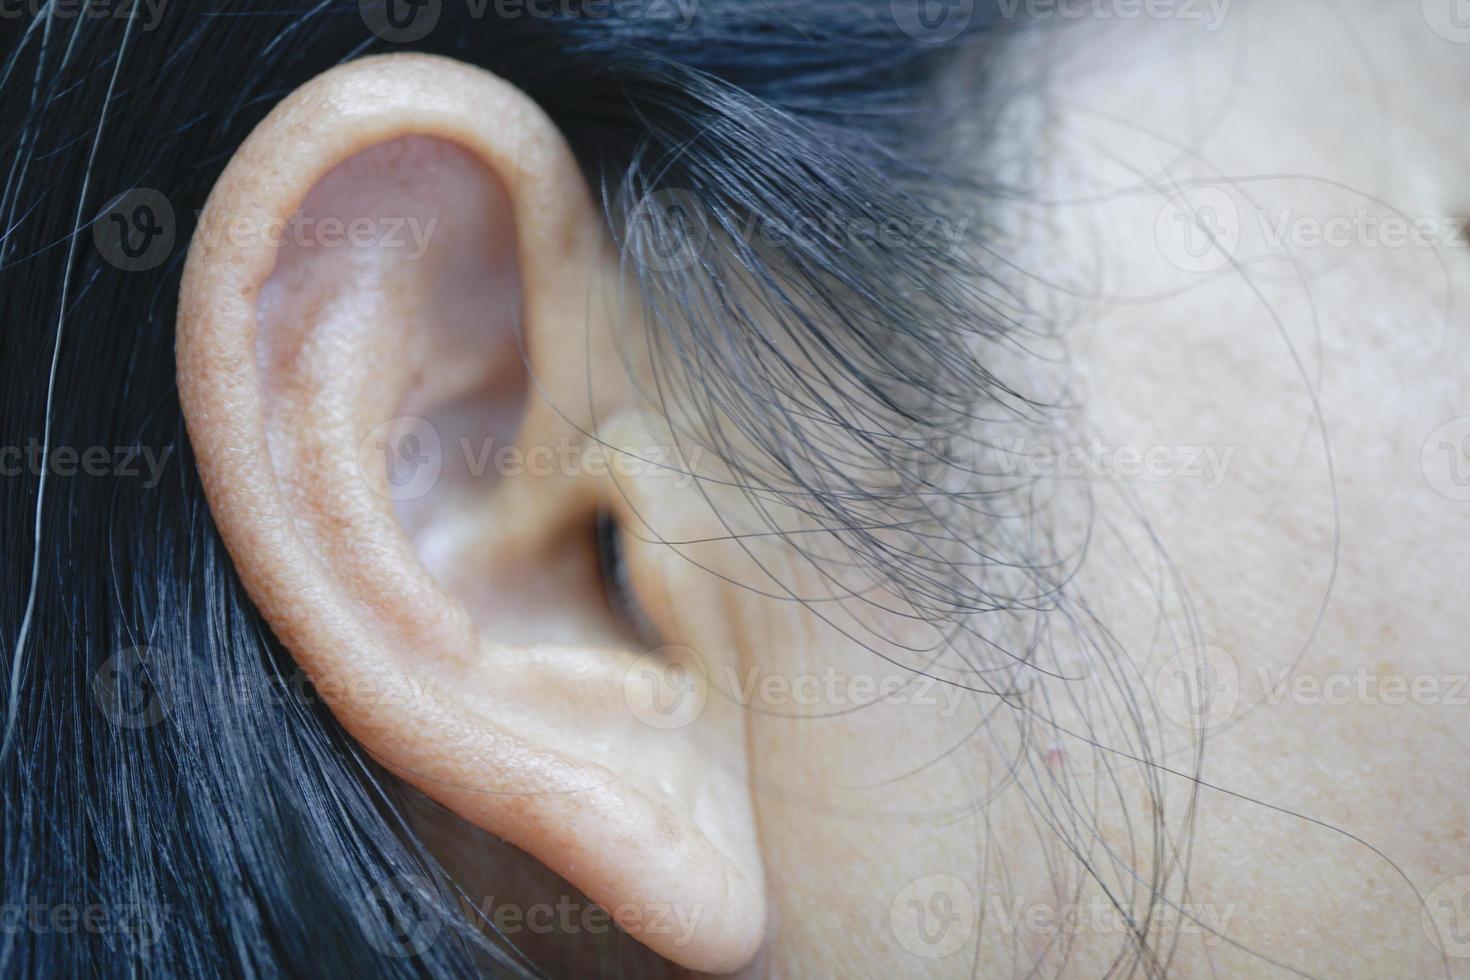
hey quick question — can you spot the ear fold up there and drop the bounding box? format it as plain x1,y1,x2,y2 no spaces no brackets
177,54,763,972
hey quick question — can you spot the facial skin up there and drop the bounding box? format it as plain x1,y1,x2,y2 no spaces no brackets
177,4,1470,977
737,6,1470,976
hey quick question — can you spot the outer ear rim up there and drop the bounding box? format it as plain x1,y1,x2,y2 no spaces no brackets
177,54,765,973
179,53,594,674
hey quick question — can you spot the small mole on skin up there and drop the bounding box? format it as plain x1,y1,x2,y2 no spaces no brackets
657,811,680,848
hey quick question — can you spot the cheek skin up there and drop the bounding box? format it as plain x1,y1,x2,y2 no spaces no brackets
619,9,1470,975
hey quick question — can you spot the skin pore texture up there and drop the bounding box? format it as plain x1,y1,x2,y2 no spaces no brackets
745,7,1470,977
175,4,1470,976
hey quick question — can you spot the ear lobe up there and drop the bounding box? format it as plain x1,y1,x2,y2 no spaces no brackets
177,54,764,972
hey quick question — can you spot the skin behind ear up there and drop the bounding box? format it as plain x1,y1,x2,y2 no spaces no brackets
176,54,763,972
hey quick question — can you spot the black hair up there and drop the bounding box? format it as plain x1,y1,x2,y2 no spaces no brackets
0,2,1048,976
19,3,1435,978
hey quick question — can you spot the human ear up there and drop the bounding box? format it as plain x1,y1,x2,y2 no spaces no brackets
176,53,763,973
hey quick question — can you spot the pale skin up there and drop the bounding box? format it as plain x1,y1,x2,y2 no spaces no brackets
177,4,1470,976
